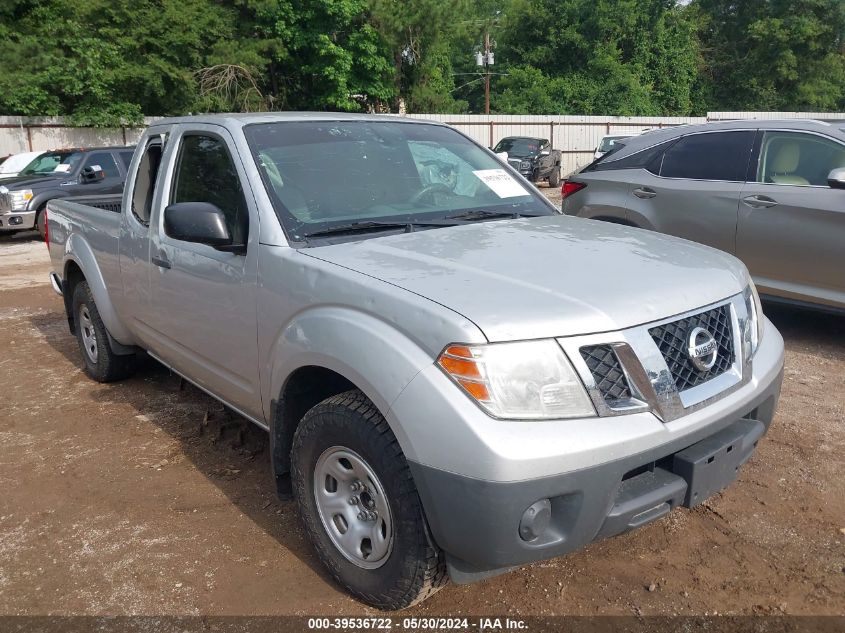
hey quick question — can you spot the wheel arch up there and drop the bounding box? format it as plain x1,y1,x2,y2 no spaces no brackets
60,242,136,348
265,306,443,496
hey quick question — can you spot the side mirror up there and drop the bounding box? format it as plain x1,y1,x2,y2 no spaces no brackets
164,201,242,252
827,167,845,189
540,149,551,156
80,165,105,183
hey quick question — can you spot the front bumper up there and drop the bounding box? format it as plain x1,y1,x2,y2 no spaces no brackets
0,209,36,231
389,319,784,581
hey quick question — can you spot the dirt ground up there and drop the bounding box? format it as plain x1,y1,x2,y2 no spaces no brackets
1,216,843,617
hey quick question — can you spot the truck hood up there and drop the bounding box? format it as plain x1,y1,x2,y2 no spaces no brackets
0,174,64,190
304,216,748,342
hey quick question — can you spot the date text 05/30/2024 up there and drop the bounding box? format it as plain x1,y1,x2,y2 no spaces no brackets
307,617,528,631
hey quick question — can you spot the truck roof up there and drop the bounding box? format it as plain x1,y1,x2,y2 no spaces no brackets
151,112,441,128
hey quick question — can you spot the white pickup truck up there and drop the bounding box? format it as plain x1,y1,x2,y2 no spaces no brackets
46,113,784,609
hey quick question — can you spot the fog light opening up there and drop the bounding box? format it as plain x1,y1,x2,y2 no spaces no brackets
519,499,552,542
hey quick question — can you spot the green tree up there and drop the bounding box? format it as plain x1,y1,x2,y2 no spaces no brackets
0,0,238,125
693,0,845,111
369,0,471,112
492,0,700,115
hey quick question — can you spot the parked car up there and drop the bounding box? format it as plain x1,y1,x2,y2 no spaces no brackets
0,146,134,237
492,136,562,186
0,151,45,180
563,119,845,313
593,134,631,160
47,114,783,610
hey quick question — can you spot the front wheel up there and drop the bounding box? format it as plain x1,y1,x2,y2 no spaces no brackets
71,281,137,382
291,390,447,609
36,208,47,239
548,167,561,188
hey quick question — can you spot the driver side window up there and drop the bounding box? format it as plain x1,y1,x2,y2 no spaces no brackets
171,134,249,245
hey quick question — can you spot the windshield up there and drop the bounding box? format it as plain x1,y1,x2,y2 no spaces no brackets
598,136,629,153
244,121,555,243
20,151,83,176
492,138,542,156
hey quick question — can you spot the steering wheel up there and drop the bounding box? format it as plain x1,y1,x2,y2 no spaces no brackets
410,182,455,205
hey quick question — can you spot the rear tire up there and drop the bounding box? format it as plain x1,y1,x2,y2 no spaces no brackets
291,389,447,610
548,167,561,188
71,281,137,382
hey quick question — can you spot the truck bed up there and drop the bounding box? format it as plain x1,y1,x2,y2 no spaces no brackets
46,195,125,305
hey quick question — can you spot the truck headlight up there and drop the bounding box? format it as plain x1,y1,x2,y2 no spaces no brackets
519,160,532,171
10,190,33,210
437,340,595,420
743,281,764,361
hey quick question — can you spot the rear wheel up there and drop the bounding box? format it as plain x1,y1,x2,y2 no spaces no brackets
71,281,137,382
291,389,447,610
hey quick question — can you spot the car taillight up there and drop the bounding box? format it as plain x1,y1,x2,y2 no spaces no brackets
561,181,586,199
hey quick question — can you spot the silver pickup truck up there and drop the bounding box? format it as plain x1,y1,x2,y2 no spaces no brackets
46,113,784,610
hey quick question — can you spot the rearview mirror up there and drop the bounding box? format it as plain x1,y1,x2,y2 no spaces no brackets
164,201,241,252
827,167,845,189
80,165,105,183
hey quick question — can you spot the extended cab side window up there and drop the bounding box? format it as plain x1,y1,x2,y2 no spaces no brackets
171,134,249,245
131,141,163,226
755,131,845,186
659,131,754,181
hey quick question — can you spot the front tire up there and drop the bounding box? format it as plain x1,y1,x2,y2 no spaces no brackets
71,281,137,382
548,167,561,188
36,207,47,239
291,390,447,610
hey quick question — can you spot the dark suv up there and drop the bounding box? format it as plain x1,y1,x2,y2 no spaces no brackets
492,136,562,187
0,146,134,237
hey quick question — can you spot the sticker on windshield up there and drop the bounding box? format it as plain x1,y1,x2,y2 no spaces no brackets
53,164,71,173
472,169,529,198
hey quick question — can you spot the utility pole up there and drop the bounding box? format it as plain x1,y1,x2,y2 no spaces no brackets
475,31,495,115
484,31,491,115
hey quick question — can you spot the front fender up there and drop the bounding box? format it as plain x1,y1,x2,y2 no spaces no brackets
266,306,438,459
63,234,135,344
29,190,68,213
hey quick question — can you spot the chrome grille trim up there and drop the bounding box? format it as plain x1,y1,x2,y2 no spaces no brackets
559,294,750,422
649,304,734,391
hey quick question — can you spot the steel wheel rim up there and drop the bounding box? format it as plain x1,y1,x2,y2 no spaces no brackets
79,306,98,363
313,446,393,569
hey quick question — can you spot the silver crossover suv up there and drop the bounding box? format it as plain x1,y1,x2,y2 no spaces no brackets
563,119,845,313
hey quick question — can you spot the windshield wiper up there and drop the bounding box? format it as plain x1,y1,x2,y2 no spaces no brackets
302,219,456,239
446,209,542,222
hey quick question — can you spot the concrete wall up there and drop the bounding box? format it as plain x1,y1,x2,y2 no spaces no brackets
3,112,845,176
0,116,160,157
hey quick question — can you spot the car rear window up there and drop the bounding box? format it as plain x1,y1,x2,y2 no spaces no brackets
585,138,675,174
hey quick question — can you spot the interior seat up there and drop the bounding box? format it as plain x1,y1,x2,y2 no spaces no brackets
769,142,810,185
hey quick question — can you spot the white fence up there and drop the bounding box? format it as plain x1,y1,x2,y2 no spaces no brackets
3,111,845,176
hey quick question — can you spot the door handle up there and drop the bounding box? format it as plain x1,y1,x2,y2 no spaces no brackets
633,187,657,199
151,255,171,269
742,195,778,209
